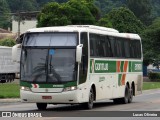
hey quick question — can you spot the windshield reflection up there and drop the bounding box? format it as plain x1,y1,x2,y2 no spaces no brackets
21,49,77,83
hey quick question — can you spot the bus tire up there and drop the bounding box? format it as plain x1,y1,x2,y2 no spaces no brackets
36,103,47,110
83,88,94,109
121,85,129,104
128,86,133,103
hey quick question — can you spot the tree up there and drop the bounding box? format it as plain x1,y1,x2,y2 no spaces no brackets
97,7,145,33
126,0,152,25
94,0,125,16
37,0,99,27
66,0,96,25
6,0,38,12
151,0,160,19
37,2,71,27
0,0,11,29
141,18,160,65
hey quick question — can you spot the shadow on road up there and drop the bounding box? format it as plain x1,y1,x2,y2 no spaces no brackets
33,101,125,111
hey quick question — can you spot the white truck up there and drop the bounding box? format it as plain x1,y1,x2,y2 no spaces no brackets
0,46,20,83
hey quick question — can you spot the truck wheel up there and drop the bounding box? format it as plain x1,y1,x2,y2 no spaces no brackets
36,103,47,110
83,88,94,109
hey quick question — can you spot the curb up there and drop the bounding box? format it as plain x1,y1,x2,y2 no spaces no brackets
0,98,20,103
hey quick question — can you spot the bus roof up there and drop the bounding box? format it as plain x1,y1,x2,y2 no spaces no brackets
26,25,141,40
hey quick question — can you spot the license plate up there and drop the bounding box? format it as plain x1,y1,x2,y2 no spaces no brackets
42,96,52,99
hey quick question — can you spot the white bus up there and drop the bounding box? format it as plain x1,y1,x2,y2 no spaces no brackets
13,25,143,110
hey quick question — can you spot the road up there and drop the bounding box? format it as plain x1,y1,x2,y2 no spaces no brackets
0,89,160,119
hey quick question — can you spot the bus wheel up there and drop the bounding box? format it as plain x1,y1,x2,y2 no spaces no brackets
128,86,133,103
83,88,94,109
36,103,47,110
121,85,129,104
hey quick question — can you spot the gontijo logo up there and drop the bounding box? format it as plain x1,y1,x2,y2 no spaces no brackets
90,60,116,73
95,63,108,71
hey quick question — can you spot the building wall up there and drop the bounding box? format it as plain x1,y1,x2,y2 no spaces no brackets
12,20,37,34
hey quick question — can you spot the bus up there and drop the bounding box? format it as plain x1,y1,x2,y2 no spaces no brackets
12,25,143,110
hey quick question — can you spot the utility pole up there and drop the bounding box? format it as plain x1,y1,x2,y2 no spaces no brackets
17,11,20,42
17,0,22,43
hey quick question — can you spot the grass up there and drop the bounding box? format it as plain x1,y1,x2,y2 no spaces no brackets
0,81,160,98
143,82,160,90
0,83,20,98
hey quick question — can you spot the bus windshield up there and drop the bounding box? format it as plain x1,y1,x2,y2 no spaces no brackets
21,33,78,83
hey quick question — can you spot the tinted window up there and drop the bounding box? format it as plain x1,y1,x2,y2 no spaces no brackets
89,33,141,59
24,33,77,46
90,34,112,57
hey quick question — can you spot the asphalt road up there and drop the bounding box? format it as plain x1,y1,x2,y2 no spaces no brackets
0,89,160,119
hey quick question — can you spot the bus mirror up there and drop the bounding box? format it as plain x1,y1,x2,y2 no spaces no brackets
12,44,21,63
76,44,83,63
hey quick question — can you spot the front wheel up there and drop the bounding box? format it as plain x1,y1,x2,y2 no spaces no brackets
36,103,47,110
82,88,94,109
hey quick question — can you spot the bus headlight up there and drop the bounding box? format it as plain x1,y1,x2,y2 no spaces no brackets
21,86,31,91
63,86,77,92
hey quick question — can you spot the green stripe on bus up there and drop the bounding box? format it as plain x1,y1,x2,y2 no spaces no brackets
94,60,116,73
129,61,132,72
20,81,77,88
131,61,143,72
120,61,124,72
90,59,142,73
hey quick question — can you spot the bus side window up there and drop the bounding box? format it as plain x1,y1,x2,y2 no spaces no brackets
90,40,94,56
105,36,112,57
90,34,97,57
124,39,130,58
109,36,117,57
98,35,105,57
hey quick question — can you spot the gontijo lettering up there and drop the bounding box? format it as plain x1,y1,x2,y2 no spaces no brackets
95,63,108,71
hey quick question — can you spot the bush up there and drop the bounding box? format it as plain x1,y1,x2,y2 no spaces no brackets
148,72,160,81
0,38,16,47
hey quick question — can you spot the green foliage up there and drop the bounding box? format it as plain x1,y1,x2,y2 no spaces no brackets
98,7,145,33
141,18,160,64
148,72,160,81
37,2,71,27
151,0,160,19
37,0,100,27
95,0,125,16
0,0,11,29
6,0,38,12
126,0,152,25
0,38,16,47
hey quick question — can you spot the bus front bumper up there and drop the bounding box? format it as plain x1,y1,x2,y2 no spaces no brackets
20,90,80,104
